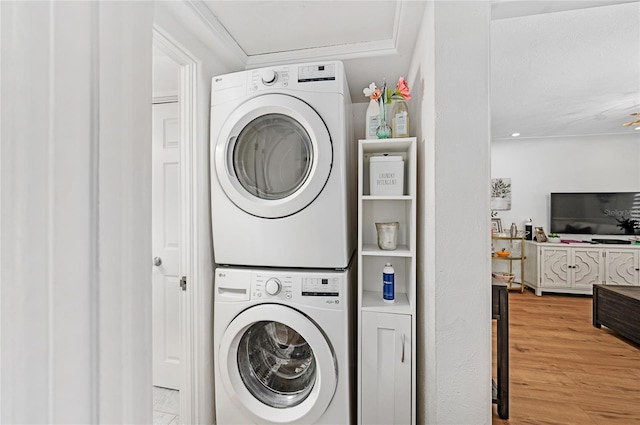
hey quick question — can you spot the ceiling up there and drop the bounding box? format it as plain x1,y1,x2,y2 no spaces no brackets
491,0,640,140
195,0,640,140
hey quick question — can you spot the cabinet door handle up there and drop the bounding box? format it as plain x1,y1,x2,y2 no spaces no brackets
401,333,406,363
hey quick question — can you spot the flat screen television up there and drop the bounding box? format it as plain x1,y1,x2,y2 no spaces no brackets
550,192,640,235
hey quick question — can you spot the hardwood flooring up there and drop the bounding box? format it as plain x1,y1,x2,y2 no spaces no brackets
492,288,640,425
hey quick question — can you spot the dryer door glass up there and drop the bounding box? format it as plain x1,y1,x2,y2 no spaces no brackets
214,94,333,219
234,114,313,200
237,321,316,408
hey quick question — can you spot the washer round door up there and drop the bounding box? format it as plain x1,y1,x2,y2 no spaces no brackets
213,94,332,218
218,304,337,424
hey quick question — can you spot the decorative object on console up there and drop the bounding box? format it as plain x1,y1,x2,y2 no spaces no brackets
491,178,511,210
509,222,518,238
534,226,547,242
547,233,561,243
525,218,533,241
496,249,511,258
491,218,503,233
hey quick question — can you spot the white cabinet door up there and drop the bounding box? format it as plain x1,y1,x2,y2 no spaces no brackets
540,247,570,289
361,312,412,425
604,249,640,286
572,248,602,290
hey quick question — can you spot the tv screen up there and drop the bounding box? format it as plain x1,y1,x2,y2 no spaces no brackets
550,192,640,235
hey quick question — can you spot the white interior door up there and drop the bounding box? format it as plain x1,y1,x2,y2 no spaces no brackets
152,101,181,389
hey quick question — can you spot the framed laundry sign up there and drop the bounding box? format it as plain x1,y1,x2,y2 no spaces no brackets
491,178,511,211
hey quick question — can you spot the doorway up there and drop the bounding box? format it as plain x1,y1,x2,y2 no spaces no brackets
151,28,198,425
152,45,181,424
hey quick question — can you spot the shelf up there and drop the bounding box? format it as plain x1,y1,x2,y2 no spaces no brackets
492,255,526,261
363,195,414,201
360,138,415,153
362,244,412,257
360,290,411,314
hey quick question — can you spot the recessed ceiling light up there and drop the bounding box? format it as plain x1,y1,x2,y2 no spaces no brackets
635,126,640,130
511,132,520,137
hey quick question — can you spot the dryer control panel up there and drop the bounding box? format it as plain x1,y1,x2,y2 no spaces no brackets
245,62,342,94
249,67,291,92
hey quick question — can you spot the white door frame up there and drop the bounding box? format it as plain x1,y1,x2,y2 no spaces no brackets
152,27,198,425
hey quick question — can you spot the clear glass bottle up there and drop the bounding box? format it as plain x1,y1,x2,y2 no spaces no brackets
376,101,391,139
391,99,409,138
365,99,379,139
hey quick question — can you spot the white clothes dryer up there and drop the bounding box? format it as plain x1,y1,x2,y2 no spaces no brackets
210,61,355,269
213,266,355,425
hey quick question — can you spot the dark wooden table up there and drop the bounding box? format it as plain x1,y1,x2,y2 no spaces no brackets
492,283,509,419
593,284,640,346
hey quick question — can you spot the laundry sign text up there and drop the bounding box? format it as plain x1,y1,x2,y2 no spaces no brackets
370,155,404,196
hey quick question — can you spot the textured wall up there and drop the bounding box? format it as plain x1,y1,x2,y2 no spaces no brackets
491,133,640,234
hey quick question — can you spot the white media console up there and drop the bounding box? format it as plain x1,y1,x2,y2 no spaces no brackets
524,240,640,296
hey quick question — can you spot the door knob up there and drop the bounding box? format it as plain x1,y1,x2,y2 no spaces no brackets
153,257,162,267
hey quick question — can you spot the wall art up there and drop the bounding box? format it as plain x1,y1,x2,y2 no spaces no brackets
491,178,511,211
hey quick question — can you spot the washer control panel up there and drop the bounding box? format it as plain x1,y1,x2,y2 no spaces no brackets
250,270,345,309
301,277,339,297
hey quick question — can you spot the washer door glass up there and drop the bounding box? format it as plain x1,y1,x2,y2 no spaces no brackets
237,321,316,408
218,304,337,424
234,114,312,201
213,94,333,219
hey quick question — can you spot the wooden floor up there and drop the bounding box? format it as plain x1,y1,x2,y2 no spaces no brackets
492,288,640,425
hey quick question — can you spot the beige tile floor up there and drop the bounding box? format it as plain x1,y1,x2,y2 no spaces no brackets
153,386,179,425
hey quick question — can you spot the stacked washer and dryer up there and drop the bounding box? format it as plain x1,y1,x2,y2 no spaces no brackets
210,61,356,425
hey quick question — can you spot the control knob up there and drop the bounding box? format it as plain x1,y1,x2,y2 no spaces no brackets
265,278,282,296
261,70,278,85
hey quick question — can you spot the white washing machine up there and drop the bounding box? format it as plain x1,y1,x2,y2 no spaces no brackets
210,61,355,269
213,266,355,425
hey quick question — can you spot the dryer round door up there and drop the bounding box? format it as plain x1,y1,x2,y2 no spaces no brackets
218,304,337,424
214,94,332,218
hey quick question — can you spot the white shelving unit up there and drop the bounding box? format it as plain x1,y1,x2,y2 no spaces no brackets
357,137,416,425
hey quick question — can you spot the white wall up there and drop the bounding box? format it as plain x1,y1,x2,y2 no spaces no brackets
1,2,154,423
492,133,640,235
408,2,492,423
0,2,243,423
